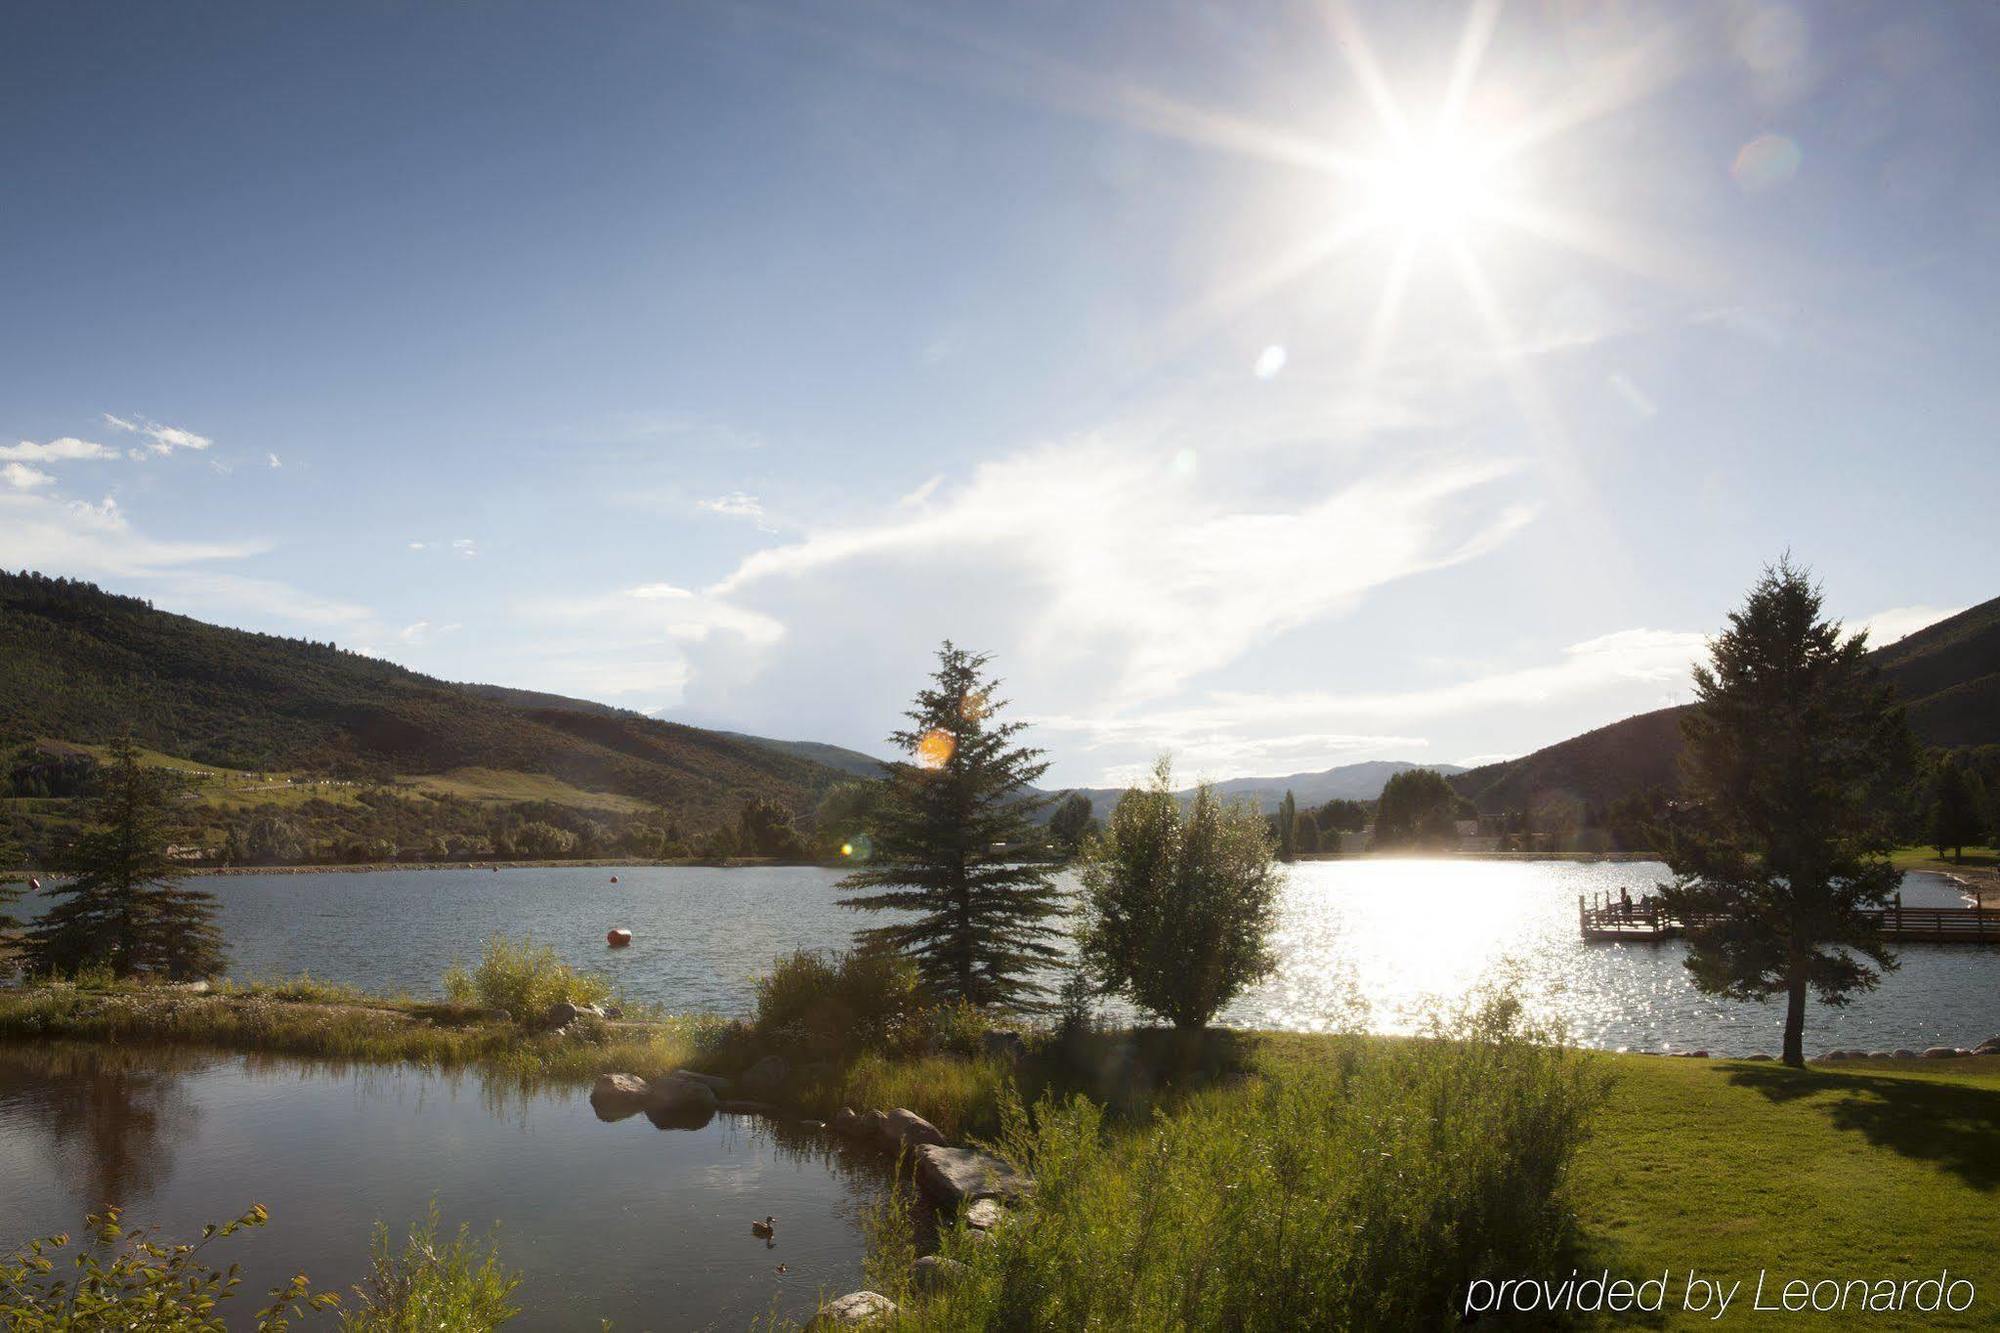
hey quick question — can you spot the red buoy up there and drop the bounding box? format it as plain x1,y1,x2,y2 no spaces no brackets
607,928,632,948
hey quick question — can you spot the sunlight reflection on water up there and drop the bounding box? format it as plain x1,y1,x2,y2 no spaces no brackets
178,860,2000,1056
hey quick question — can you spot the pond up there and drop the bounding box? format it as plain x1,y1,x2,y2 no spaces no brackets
0,1043,900,1331
84,858,2000,1054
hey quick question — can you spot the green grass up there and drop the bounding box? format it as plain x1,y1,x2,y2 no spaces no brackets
397,767,649,813
1574,1054,2000,1329
0,978,705,1091
1891,844,1997,873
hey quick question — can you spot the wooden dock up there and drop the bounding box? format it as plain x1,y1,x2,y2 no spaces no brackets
1578,892,2000,944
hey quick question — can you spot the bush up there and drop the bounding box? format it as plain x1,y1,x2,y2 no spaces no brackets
340,1204,519,1331
0,1203,335,1330
751,948,926,1060
1079,759,1283,1029
441,935,613,1020
881,992,1610,1329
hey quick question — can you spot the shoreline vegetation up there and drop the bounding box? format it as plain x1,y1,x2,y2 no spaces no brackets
3,974,1996,1329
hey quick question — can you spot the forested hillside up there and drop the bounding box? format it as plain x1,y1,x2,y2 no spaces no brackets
0,570,839,826
1454,595,2000,814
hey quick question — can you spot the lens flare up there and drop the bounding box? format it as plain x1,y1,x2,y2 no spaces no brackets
917,729,956,768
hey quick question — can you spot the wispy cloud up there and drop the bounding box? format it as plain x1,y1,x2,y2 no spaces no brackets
2,462,54,490
1029,627,1705,782
452,538,477,559
266,452,282,469
1855,603,1962,646
0,491,263,575
104,413,214,458
0,437,118,463
698,491,766,519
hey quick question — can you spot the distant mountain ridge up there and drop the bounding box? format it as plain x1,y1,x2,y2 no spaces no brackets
1058,759,1467,816
1452,594,2000,814
0,570,845,823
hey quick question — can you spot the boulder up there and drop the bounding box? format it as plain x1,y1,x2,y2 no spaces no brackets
1818,1051,1847,1062
831,1107,867,1138
1866,1051,1893,1059
545,1000,605,1028
1742,1053,1773,1061
589,1073,653,1120
915,1144,1032,1207
912,1255,970,1293
672,1069,733,1094
645,1074,720,1115
881,1108,947,1151
1975,1035,2000,1053
813,1291,897,1328
1892,1049,1917,1059
741,1055,790,1099
863,1109,891,1144
963,1198,1006,1231
1920,1046,1960,1059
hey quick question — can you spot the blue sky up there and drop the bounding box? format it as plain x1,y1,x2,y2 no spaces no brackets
3,1,1995,787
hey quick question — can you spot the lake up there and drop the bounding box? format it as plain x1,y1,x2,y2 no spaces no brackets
0,1043,902,1331
156,859,2000,1054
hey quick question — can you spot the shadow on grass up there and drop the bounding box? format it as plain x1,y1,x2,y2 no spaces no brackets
1723,1063,2000,1191
1017,1026,1262,1122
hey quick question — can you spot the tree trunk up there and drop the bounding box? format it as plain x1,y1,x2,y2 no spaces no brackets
1780,963,1809,1068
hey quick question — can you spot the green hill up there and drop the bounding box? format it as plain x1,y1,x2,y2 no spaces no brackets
0,569,842,827
1453,595,2000,814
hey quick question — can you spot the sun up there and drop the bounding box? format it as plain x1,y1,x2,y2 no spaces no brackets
1362,129,1506,241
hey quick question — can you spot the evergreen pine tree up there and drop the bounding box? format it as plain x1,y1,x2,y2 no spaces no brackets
0,826,24,933
1277,790,1297,861
838,643,1063,1010
1929,761,1984,861
1656,561,1913,1068
22,736,227,981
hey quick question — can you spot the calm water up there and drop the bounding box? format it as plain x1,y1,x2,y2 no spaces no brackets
156,859,2000,1053
0,1043,897,1331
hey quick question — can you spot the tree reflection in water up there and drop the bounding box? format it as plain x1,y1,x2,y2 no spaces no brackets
0,1042,212,1209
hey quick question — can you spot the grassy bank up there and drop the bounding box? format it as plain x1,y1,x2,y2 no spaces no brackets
4,979,1995,1329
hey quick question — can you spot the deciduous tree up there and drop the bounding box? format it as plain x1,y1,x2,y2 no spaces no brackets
1079,759,1283,1029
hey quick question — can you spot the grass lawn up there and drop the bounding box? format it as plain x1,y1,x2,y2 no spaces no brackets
1575,1053,2000,1328
1892,845,1998,874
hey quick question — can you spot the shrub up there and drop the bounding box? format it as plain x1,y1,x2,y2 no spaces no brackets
751,948,926,1060
881,992,1610,1329
1079,759,1283,1029
0,1203,336,1331
441,935,613,1021
340,1204,519,1331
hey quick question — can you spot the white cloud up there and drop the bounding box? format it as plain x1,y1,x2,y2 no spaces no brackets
408,541,428,550
711,431,1534,705
0,437,117,463
155,572,374,628
0,491,263,576
399,621,431,643
2,463,53,490
104,413,214,457
1029,627,1705,782
898,475,945,508
1855,604,1961,646
267,453,282,469
698,492,766,519
452,538,477,558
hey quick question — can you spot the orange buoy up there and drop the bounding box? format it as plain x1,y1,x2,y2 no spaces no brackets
607,928,633,948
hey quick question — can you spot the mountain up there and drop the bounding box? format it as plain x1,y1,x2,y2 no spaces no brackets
0,570,844,823
720,732,890,781
1453,595,2000,814
1058,759,1467,816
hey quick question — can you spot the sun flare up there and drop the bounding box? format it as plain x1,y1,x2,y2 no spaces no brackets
1362,130,1507,240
